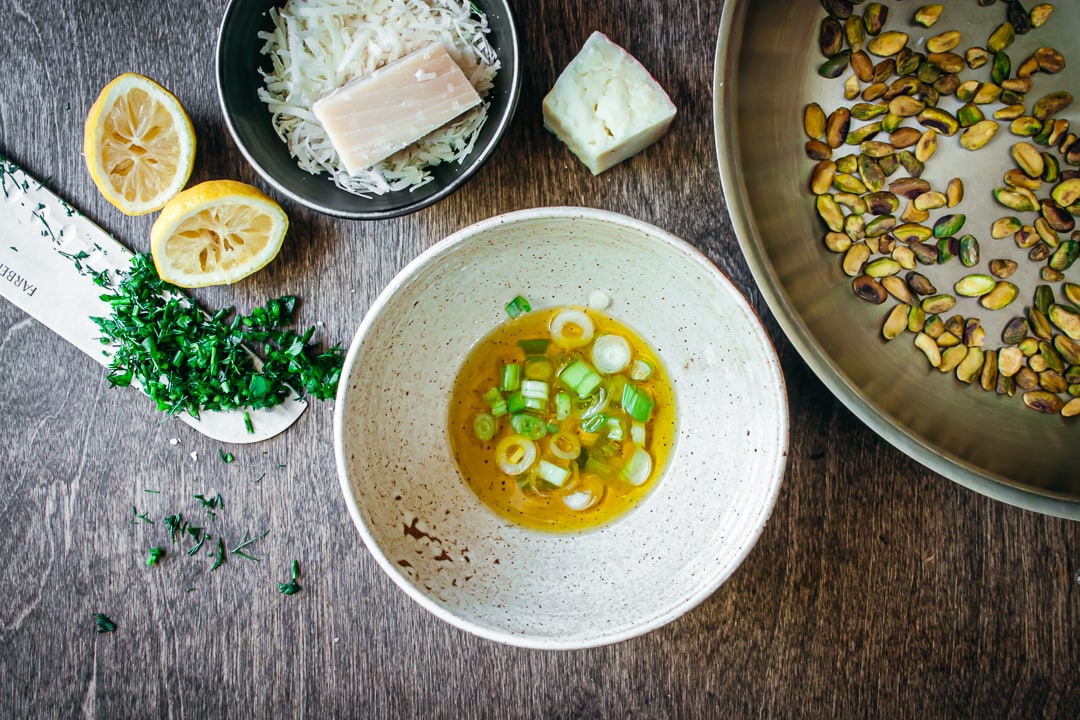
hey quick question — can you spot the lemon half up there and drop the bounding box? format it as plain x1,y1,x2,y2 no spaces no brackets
150,180,288,288
84,73,196,216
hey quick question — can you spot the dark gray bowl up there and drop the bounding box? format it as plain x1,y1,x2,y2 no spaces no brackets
215,0,520,220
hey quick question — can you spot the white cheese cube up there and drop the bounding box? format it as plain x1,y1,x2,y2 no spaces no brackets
313,43,482,175
542,32,677,175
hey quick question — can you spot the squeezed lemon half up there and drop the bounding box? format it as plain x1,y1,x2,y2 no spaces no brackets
83,73,196,216
150,180,288,288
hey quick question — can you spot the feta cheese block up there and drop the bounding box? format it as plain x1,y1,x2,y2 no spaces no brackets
312,42,483,175
542,32,677,175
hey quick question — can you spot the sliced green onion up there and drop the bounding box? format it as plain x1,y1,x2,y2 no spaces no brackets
548,431,582,460
563,487,598,510
474,412,497,441
517,338,549,355
523,397,547,414
505,296,532,318
503,390,524,414
629,359,653,381
621,382,654,423
484,386,509,417
621,447,653,486
590,434,620,459
631,421,646,446
500,363,522,392
584,456,616,479
495,434,538,475
580,413,607,433
482,388,508,417
506,391,526,414
591,334,632,374
524,356,554,381
550,308,595,349
509,413,547,440
555,392,572,420
521,379,548,401
558,359,603,398
537,460,570,488
605,416,625,442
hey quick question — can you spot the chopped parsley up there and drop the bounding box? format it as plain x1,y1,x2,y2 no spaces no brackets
131,506,153,525
163,513,187,542
210,538,227,572
231,529,270,561
146,547,165,566
278,560,301,595
218,449,235,464
95,613,117,633
92,253,343,418
194,493,224,522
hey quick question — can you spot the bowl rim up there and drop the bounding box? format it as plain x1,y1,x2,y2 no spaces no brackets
712,0,1080,520
214,0,522,220
332,206,790,649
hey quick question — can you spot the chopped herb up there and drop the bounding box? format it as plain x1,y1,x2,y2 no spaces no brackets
9,246,16,252
244,412,254,434
210,537,226,571
187,532,207,556
505,295,531,318
91,254,343,417
95,613,117,633
131,506,153,525
231,529,270,561
218,448,235,464
146,547,165,566
194,493,224,522
163,513,186,542
278,560,301,595
253,472,266,485
144,489,160,494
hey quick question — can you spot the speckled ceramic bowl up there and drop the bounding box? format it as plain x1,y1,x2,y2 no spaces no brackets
334,207,789,649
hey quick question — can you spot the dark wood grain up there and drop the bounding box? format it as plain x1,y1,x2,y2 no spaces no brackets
0,1,1077,718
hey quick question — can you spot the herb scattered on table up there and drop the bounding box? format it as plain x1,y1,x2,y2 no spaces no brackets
130,491,279,581
218,448,235,464
210,537,227,572
194,493,224,522
231,529,271,562
278,560,301,596
95,613,117,633
130,506,153,525
92,253,343,417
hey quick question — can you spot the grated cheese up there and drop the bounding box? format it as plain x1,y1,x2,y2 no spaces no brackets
256,0,500,196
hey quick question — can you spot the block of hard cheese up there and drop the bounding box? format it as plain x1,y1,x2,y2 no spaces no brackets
542,32,677,175
313,43,482,174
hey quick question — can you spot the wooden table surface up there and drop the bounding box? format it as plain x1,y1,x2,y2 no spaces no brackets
1,1,1078,717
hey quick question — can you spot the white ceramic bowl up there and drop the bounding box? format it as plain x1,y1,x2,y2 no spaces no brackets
334,207,789,649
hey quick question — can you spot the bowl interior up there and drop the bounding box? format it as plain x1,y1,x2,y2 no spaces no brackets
334,208,789,648
715,0,1080,517
216,0,520,219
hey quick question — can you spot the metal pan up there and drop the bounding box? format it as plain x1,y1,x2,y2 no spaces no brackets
714,0,1080,517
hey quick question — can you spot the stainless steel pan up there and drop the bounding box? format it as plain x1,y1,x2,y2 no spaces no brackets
714,0,1079,517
